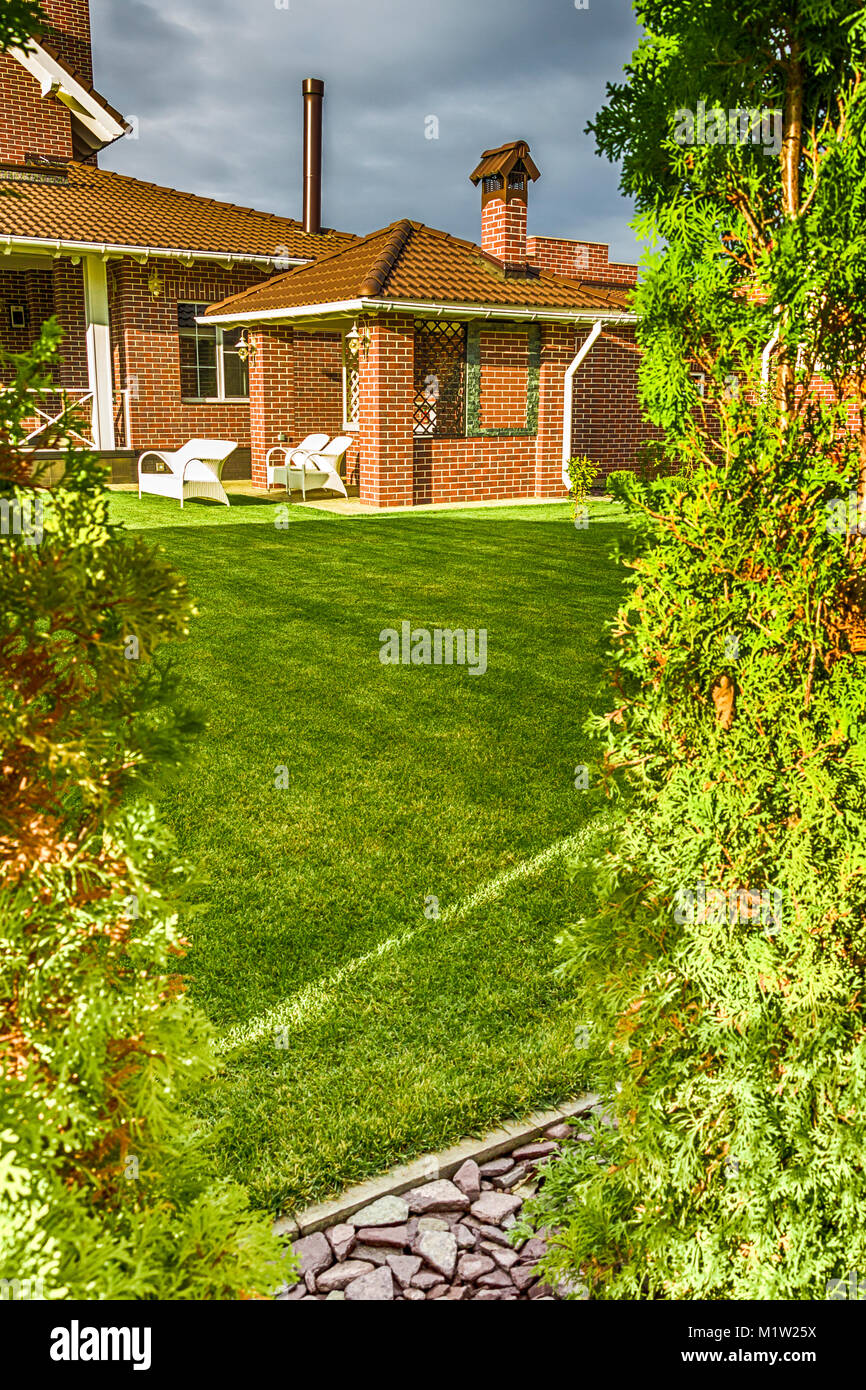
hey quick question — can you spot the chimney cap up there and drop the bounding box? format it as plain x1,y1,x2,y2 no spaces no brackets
303,77,325,96
470,140,540,186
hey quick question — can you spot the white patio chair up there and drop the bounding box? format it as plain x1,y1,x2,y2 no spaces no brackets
266,433,330,489
287,435,354,500
138,439,236,508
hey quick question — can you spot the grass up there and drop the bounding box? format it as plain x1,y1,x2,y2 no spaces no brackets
108,490,627,1214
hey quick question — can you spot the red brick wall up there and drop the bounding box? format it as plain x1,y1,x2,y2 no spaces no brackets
412,437,537,505
293,331,345,441
0,55,74,163
527,236,638,288
40,0,94,83
479,327,529,430
570,323,664,481
108,260,275,453
481,197,528,265
357,315,414,507
0,262,88,391
52,259,89,390
248,325,295,487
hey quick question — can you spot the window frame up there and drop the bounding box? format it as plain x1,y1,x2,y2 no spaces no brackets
178,302,250,403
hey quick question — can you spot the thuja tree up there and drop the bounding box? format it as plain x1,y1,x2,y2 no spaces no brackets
521,2,866,1298
0,326,286,1298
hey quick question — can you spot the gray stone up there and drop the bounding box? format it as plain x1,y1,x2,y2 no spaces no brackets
479,1157,513,1178
292,1231,332,1279
387,1254,422,1288
417,1230,458,1280
443,1285,469,1300
326,1222,357,1261
477,1268,514,1290
470,1192,523,1226
545,1121,574,1142
473,1289,504,1301
355,1224,409,1249
426,1283,450,1299
277,1283,305,1301
494,1162,530,1190
457,1253,496,1283
452,1159,482,1201
351,1243,390,1266
519,1236,548,1263
406,1180,470,1215
325,1291,346,1301
557,1276,590,1299
467,1219,512,1247
416,1216,450,1234
410,1270,442,1291
349,1195,409,1228
510,1264,539,1292
317,1260,375,1293
528,1280,556,1299
512,1141,558,1162
344,1266,395,1301
490,1247,519,1270
454,1224,476,1250
403,1288,426,1301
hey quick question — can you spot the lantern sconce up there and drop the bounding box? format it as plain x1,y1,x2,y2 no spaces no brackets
147,269,164,299
346,319,371,361
234,329,257,363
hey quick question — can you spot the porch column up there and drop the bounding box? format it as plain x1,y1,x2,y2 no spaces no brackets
357,316,414,507
83,254,115,451
534,323,576,497
248,326,295,488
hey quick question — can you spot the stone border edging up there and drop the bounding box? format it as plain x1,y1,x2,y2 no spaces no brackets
275,1093,600,1239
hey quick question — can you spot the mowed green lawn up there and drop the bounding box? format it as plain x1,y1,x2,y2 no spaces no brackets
108,491,626,1214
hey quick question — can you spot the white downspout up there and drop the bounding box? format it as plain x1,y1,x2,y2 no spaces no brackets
761,324,781,386
561,320,602,490
83,253,116,451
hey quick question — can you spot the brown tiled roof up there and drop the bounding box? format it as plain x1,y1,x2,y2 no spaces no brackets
0,160,356,260
205,219,633,319
470,140,541,185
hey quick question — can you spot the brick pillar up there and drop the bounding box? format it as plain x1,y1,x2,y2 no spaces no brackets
481,197,528,266
357,316,414,508
249,326,295,489
535,324,576,498
51,259,89,392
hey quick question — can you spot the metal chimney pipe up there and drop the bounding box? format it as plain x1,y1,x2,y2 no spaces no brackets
302,78,324,236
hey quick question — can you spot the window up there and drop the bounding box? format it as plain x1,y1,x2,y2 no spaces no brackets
178,303,249,400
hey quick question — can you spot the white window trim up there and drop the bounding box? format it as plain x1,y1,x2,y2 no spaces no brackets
179,301,250,403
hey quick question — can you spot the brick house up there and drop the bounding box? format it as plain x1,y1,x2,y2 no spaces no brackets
0,0,659,503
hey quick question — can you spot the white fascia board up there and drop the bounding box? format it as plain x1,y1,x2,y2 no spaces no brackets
0,235,309,269
201,296,637,327
11,42,127,143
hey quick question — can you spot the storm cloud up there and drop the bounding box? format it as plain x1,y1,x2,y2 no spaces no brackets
91,0,646,262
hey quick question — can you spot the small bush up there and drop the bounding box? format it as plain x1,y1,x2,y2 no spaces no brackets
0,325,289,1300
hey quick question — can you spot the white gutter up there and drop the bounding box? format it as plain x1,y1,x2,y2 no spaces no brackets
561,320,603,489
761,324,781,385
202,295,637,327
0,235,308,269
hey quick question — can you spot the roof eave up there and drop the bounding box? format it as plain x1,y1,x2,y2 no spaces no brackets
0,234,310,268
202,295,638,326
11,41,128,148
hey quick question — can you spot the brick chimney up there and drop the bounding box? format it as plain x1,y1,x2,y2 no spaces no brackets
40,0,94,83
470,140,540,268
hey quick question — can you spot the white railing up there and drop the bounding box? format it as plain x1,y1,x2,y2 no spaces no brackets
18,387,133,450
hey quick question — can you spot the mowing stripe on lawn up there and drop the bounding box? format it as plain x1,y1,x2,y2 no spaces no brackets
218,811,613,1056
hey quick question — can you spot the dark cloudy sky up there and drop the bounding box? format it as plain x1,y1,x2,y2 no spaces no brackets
91,0,646,263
